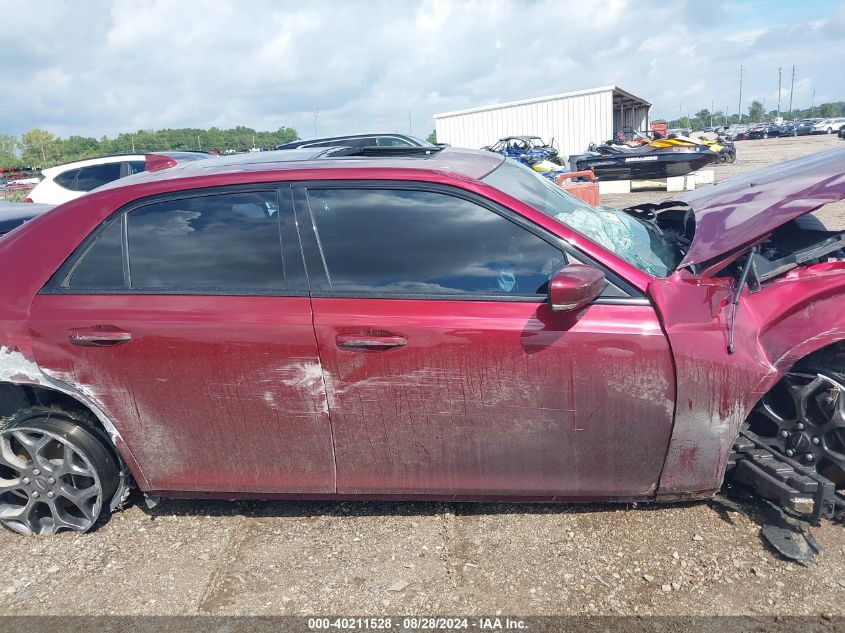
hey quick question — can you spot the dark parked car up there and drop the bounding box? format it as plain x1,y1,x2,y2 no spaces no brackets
0,202,54,235
748,123,783,139
1,146,844,535
277,133,440,150
796,119,823,136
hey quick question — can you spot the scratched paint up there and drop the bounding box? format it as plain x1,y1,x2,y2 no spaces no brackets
0,345,124,444
313,298,675,499
26,294,337,494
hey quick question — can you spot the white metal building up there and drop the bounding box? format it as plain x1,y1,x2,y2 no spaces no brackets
433,86,651,159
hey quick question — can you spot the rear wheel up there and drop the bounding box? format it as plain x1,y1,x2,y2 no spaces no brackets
745,351,845,489
0,412,119,535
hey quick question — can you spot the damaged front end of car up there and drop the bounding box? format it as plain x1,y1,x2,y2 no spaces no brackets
630,149,845,556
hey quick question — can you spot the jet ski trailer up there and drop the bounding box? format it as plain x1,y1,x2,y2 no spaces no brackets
569,145,719,181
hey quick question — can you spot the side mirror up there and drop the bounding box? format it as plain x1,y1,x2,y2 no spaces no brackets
549,264,606,312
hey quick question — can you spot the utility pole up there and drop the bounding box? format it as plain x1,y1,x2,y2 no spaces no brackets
313,107,319,137
197,135,202,151
737,65,745,123
131,136,135,153
408,111,412,135
812,89,816,115
710,100,714,127
777,66,782,119
788,65,795,115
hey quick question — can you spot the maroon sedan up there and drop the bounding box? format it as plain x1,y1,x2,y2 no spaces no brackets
0,146,843,535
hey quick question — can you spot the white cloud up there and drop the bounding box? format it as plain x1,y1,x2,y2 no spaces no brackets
1,0,843,143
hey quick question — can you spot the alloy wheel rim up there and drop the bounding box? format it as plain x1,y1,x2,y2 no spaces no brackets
748,371,845,487
0,428,104,535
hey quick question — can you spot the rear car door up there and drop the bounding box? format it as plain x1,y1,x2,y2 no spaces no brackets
296,183,675,498
28,185,336,494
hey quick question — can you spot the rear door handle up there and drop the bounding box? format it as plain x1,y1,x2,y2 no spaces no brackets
68,327,132,347
336,334,407,350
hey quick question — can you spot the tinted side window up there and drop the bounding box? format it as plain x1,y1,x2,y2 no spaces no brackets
54,169,81,191
307,189,565,296
67,219,125,288
127,161,146,175
75,163,123,191
127,191,284,290
376,137,413,147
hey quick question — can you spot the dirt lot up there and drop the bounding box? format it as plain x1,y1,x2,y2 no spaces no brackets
1,135,844,618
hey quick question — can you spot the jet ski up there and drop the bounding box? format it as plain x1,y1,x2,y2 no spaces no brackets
569,142,719,181
653,133,736,164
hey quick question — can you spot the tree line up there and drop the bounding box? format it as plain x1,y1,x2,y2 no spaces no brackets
665,100,845,131
0,125,300,170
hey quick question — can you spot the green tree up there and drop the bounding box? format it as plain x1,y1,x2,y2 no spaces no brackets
55,136,101,163
819,103,838,118
426,129,437,144
18,129,59,168
748,100,765,122
0,134,18,168
695,109,711,128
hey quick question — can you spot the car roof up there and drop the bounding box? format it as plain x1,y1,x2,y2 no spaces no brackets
277,133,426,148
93,147,506,192
41,152,209,177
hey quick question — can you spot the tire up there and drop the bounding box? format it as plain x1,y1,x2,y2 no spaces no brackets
745,346,845,489
827,128,833,135
0,411,119,535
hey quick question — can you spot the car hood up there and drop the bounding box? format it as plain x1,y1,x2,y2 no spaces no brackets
669,148,845,270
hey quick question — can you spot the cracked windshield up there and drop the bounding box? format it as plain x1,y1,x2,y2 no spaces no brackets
483,158,684,277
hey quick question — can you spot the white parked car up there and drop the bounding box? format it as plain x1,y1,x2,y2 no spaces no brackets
811,118,845,135
24,152,210,204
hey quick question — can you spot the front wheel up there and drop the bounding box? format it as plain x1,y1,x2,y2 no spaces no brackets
0,412,119,535
828,128,834,134
745,350,845,489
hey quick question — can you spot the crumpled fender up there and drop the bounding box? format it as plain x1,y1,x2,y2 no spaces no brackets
650,266,845,499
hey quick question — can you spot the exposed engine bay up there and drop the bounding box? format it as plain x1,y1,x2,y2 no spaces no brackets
624,200,845,279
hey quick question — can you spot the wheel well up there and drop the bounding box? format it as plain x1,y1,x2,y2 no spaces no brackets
0,382,115,454
792,340,845,375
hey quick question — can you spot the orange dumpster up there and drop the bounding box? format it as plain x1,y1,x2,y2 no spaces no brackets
555,170,599,206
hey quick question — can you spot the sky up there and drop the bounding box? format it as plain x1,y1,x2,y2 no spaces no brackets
2,0,844,141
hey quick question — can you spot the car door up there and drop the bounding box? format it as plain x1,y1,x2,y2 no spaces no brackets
295,183,675,499
28,185,336,494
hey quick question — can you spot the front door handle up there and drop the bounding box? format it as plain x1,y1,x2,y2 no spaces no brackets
68,327,132,347
336,334,407,350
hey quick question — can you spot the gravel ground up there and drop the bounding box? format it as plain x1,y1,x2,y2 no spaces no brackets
1,135,845,618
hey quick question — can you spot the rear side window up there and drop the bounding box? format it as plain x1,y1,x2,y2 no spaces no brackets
126,191,284,290
75,163,123,191
61,190,286,292
306,188,565,296
67,219,125,288
126,161,146,175
54,169,81,191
